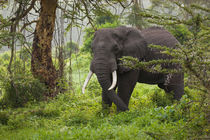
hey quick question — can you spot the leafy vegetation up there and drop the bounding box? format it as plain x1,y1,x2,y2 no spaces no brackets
0,0,209,139
0,81,208,139
0,51,46,108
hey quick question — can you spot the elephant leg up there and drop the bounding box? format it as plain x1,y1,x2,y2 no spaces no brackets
165,73,184,100
117,70,139,111
158,83,184,100
158,83,165,89
166,84,184,100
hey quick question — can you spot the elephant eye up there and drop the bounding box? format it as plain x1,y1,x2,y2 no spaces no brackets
113,44,119,54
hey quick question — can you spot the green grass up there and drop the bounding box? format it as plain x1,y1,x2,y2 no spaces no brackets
0,84,208,140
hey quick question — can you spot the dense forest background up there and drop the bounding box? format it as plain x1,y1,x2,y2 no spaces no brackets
0,0,209,139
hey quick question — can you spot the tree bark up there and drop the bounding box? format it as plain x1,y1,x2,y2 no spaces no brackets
58,8,66,93
31,0,58,97
59,8,64,81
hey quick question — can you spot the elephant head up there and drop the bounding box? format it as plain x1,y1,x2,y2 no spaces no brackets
82,26,147,111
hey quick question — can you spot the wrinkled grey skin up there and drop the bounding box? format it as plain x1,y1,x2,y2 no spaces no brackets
90,26,184,111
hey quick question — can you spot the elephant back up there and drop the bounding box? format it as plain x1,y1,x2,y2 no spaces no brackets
141,27,179,61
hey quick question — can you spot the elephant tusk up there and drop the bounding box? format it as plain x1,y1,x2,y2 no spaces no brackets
108,71,117,91
82,71,93,94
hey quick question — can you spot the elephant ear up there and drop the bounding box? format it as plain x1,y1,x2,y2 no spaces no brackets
117,27,148,73
111,27,127,54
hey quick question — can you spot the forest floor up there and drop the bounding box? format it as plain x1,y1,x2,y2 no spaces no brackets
0,83,208,140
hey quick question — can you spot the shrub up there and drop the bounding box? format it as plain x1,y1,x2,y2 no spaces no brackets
149,88,173,107
0,73,46,108
86,77,101,97
7,113,27,129
0,111,9,125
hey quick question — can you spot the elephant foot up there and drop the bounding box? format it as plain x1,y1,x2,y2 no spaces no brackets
117,107,129,112
101,108,110,115
106,90,129,112
116,104,129,112
158,83,184,101
174,93,183,101
102,102,112,110
117,104,129,112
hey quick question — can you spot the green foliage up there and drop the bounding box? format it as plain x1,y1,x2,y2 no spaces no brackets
167,24,192,44
80,27,95,54
0,111,9,125
149,88,173,107
0,30,24,49
19,47,31,61
0,87,207,139
64,41,79,59
126,1,147,29
79,75,101,98
0,52,46,108
95,10,119,25
0,14,12,48
7,113,30,129
121,55,181,74
30,103,61,118
0,73,46,108
0,52,10,61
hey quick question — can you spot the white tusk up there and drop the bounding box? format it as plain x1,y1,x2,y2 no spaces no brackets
108,71,117,91
82,71,93,94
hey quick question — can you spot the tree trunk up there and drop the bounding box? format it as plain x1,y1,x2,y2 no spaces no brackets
133,0,141,30
59,9,65,80
58,8,66,93
31,0,58,97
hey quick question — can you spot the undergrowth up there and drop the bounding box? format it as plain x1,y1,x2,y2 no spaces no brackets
0,84,208,140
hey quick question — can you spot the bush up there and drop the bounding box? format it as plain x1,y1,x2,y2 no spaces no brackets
7,113,28,129
149,88,173,107
0,111,9,125
86,77,101,97
0,73,46,108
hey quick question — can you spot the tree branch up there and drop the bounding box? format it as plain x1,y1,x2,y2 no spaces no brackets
19,20,38,32
10,0,37,22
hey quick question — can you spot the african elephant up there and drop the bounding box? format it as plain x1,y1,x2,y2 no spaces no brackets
82,26,184,111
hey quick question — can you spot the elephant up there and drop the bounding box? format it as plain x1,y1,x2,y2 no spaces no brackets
82,26,184,111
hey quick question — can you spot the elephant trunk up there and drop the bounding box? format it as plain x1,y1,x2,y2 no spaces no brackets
94,65,128,111
82,57,116,93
